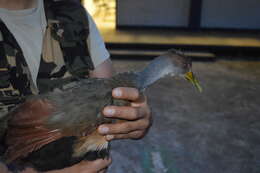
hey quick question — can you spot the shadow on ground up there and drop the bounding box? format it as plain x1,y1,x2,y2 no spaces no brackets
108,58,260,173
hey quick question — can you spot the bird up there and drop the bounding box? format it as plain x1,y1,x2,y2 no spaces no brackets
0,49,201,172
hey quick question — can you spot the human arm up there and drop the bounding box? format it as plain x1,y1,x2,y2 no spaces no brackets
0,158,111,173
20,159,111,173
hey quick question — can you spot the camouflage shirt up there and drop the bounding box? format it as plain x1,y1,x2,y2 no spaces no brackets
0,0,95,115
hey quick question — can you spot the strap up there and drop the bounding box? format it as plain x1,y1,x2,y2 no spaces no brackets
43,0,94,77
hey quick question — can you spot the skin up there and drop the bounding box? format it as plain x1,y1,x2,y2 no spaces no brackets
19,159,112,173
90,60,152,141
0,0,152,172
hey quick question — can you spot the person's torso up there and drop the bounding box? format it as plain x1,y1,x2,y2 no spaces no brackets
0,0,47,87
0,0,94,114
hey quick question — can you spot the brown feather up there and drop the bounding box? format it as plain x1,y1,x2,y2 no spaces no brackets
73,130,108,158
5,99,64,162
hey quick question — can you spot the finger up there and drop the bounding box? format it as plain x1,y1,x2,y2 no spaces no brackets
106,130,146,141
99,167,108,173
84,158,112,172
98,119,149,135
112,87,140,101
131,94,147,107
103,106,146,120
21,168,37,173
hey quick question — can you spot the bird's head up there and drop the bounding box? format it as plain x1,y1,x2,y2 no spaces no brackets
164,49,202,92
136,49,202,91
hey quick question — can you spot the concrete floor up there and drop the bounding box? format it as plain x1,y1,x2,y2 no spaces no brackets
107,58,260,173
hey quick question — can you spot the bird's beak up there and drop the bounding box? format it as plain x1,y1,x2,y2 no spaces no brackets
185,71,202,92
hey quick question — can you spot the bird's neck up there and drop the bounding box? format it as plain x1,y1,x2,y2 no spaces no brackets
136,57,174,90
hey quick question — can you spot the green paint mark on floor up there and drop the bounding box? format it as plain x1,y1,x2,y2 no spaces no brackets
140,145,180,173
141,147,153,173
159,148,180,173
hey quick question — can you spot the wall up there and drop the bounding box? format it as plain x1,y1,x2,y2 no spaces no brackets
117,0,260,29
201,0,260,29
117,0,190,27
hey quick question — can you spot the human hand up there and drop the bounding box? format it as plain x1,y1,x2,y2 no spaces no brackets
21,158,111,173
62,159,111,173
98,87,152,140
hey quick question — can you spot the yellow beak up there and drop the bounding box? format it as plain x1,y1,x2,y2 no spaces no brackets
185,71,202,92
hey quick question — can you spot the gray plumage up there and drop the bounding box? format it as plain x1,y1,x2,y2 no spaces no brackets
42,49,191,134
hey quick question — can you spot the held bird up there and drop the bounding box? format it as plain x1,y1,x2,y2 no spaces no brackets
0,49,201,171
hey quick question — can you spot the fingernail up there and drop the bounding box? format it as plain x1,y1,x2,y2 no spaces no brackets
113,89,122,97
104,108,115,117
99,126,109,134
106,135,114,141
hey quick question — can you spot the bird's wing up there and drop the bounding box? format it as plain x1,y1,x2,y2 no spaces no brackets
4,99,65,163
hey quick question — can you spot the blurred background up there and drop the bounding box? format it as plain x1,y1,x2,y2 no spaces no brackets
81,0,260,59
81,0,260,173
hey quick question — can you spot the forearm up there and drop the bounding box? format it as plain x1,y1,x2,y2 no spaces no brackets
89,59,113,79
0,161,70,173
